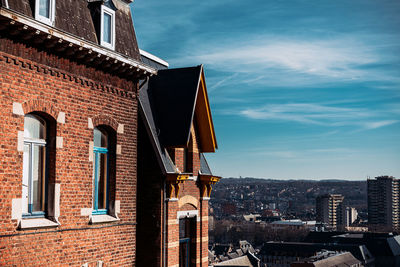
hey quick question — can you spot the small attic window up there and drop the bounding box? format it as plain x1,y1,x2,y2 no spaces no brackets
35,0,55,25
100,5,115,50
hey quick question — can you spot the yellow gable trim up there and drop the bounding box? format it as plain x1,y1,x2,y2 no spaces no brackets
194,69,217,152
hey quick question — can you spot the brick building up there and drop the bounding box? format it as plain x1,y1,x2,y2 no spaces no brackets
1,1,220,266
137,57,220,267
0,0,156,265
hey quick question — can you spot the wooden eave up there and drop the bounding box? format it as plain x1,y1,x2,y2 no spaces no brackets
0,7,157,80
194,67,218,152
198,173,221,184
166,173,190,182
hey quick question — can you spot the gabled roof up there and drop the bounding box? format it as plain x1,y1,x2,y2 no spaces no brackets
148,65,218,152
138,81,177,175
139,65,218,174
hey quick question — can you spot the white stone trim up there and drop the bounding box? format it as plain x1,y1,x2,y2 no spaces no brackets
201,197,211,201
167,198,178,202
81,208,93,216
114,200,120,213
167,219,178,225
11,198,22,220
187,175,197,181
19,217,59,229
177,210,199,224
88,118,94,129
17,131,24,152
52,183,61,220
57,112,65,124
12,102,24,116
56,136,63,148
90,214,119,224
117,124,124,134
167,241,179,248
88,141,94,161
116,144,122,155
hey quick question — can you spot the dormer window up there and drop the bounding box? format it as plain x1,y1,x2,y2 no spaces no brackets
100,5,115,50
35,0,55,26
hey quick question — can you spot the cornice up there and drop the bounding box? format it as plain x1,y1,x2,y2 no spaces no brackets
0,52,136,99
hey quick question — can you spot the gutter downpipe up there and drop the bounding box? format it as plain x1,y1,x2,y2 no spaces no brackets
163,177,167,267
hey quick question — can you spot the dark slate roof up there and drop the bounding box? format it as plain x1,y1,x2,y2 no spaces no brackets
260,241,374,264
388,236,400,255
56,0,97,43
214,255,256,267
139,66,218,175
330,233,400,257
200,153,213,175
3,0,140,60
141,53,168,70
292,252,361,267
139,81,177,174
213,244,233,256
114,3,140,60
148,66,202,148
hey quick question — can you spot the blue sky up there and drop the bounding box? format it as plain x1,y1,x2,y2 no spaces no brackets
131,0,400,180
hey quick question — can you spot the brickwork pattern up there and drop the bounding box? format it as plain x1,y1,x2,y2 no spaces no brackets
0,38,138,266
166,123,209,267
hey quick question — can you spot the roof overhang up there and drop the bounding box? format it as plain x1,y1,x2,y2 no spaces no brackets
194,66,218,152
0,7,157,80
198,173,221,184
140,49,169,68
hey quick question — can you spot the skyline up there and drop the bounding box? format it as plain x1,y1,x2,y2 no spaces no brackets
132,0,400,180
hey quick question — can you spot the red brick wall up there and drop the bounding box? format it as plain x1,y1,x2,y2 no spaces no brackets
0,37,138,265
166,123,210,267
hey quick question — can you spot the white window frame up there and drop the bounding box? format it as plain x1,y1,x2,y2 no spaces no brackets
34,0,56,26
100,5,115,50
22,115,47,218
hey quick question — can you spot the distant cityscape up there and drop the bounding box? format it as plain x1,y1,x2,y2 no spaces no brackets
209,177,367,222
208,176,400,266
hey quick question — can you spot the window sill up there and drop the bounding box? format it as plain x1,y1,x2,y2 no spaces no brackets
19,217,59,230
90,214,119,224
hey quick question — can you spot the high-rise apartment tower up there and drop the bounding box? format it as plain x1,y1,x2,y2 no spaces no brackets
316,194,344,230
344,207,358,227
368,176,400,231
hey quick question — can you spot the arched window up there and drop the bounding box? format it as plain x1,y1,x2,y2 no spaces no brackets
22,114,47,216
93,127,109,214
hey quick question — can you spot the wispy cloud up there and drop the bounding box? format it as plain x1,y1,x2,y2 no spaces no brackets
194,39,374,77
209,73,239,91
249,147,358,160
363,120,399,129
237,103,399,130
169,34,400,89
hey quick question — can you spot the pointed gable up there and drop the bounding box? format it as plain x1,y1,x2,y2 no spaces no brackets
148,65,217,152
194,68,217,152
